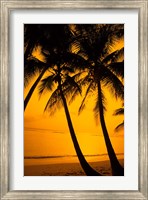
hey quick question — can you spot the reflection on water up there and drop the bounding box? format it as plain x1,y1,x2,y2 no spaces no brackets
24,153,124,166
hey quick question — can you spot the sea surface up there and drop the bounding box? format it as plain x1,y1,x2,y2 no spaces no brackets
24,153,124,166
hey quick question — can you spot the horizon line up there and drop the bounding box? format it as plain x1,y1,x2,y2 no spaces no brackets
24,153,124,159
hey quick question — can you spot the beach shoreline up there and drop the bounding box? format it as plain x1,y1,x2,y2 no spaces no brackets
24,159,124,176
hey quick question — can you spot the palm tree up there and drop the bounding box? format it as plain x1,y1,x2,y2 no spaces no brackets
24,24,74,111
38,62,101,176
24,24,50,110
71,24,124,176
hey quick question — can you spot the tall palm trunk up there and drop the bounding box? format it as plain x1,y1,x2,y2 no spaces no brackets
24,67,47,111
97,80,124,176
58,83,101,176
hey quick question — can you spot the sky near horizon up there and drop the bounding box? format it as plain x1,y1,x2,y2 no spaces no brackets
24,34,124,163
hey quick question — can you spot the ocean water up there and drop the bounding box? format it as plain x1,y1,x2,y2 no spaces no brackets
24,153,124,166
24,127,124,167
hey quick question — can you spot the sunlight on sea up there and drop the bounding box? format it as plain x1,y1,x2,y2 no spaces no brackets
24,153,124,166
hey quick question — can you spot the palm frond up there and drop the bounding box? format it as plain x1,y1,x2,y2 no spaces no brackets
78,81,94,114
78,73,93,87
107,61,124,79
24,24,41,59
68,72,90,104
44,74,82,116
113,107,124,116
64,75,82,93
114,106,124,132
61,75,82,103
71,71,86,81
102,48,124,64
44,87,63,115
115,121,124,132
77,50,89,60
99,25,124,58
74,24,124,62
62,52,90,71
69,40,81,53
93,89,106,123
68,86,81,104
61,66,75,73
112,24,124,38
101,67,124,100
38,74,55,97
24,56,47,87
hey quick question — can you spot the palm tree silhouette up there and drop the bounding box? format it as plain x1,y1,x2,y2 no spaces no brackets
24,24,50,110
38,60,101,176
24,24,125,176
71,24,124,175
24,24,74,110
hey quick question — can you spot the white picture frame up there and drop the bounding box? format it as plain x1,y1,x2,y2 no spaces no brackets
0,0,147,199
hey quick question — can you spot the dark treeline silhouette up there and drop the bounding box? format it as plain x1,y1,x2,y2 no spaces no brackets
24,24,124,176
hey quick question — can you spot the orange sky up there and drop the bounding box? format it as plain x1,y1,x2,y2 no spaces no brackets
24,39,124,164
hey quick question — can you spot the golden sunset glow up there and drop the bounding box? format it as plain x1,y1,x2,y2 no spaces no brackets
24,24,124,176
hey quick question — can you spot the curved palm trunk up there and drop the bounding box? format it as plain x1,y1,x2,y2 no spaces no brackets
98,80,124,176
59,84,101,176
24,67,47,111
